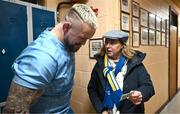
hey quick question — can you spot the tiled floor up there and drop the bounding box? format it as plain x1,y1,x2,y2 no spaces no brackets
160,90,180,113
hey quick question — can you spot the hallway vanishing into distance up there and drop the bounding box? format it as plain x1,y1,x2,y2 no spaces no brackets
160,90,180,113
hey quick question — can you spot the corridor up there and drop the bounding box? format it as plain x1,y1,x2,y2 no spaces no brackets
160,90,180,113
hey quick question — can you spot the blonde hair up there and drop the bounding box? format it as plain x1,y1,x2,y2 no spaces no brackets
69,3,98,30
121,45,135,60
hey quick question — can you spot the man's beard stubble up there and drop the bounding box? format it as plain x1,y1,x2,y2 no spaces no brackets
64,39,80,52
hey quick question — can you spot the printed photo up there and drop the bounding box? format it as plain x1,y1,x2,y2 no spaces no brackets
121,13,130,31
140,8,148,27
141,26,148,45
121,0,130,13
89,38,103,59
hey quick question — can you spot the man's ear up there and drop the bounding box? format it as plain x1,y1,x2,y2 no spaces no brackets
63,22,72,35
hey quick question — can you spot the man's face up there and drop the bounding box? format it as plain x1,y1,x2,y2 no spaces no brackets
64,23,95,52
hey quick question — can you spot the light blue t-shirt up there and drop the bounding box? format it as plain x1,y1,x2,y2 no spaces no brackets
12,29,75,113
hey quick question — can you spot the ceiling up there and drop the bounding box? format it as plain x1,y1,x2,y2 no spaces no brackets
171,0,180,9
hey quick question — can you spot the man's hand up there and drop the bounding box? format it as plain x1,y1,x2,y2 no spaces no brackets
3,82,43,114
127,90,143,105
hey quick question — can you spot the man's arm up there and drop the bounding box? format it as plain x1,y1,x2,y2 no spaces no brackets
3,82,43,113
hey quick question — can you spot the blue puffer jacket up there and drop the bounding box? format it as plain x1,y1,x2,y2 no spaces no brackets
88,50,155,113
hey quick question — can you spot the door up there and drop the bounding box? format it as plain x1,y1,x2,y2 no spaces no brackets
0,1,28,102
169,6,178,99
32,7,55,40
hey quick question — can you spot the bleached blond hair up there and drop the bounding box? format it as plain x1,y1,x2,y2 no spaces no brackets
69,3,98,30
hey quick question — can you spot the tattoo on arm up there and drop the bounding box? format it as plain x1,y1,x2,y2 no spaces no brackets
3,82,43,114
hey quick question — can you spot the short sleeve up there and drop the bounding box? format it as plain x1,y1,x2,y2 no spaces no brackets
12,48,57,89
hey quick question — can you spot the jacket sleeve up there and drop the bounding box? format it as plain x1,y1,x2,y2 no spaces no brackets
87,63,104,113
136,63,155,102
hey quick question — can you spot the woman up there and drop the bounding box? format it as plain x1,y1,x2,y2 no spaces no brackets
88,30,155,114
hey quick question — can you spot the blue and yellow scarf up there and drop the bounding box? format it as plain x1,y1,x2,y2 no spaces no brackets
103,54,126,109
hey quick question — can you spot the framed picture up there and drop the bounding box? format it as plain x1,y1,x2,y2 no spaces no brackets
140,8,148,27
141,26,148,45
166,34,169,47
178,37,180,46
149,29,155,45
132,32,140,47
166,29,169,47
89,38,103,59
125,31,130,46
132,17,139,32
156,16,161,31
149,13,155,29
156,31,161,45
166,19,169,30
161,32,166,46
132,1,139,17
121,0,130,13
162,19,166,32
121,13,130,31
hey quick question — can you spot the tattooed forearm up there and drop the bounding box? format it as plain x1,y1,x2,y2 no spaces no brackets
3,82,43,113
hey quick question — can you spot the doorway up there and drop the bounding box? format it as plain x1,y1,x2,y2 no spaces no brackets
169,6,178,99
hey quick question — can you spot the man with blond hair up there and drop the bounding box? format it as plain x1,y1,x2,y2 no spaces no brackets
3,3,97,113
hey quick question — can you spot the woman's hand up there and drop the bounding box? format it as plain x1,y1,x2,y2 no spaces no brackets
128,90,143,105
102,110,109,114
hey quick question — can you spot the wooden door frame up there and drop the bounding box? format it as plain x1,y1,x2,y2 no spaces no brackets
168,6,178,100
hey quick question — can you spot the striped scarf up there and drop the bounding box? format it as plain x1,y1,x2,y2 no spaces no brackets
103,54,126,109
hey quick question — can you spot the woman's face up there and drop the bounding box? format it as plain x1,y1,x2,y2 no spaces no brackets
104,38,123,60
